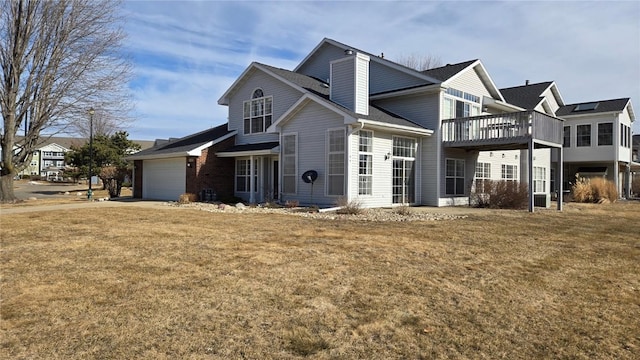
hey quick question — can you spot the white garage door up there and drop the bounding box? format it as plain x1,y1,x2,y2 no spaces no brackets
143,158,186,200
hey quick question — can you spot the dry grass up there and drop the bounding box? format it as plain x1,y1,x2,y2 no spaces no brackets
1,202,639,359
572,177,618,203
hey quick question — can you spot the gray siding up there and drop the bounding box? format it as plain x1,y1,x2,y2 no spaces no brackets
279,101,346,207
296,43,346,82
373,93,440,130
369,61,428,95
420,135,439,205
330,58,355,111
228,69,303,145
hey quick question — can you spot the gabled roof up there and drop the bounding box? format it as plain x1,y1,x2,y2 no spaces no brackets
556,98,632,117
294,37,442,84
224,62,430,133
500,82,556,110
126,124,236,160
421,60,478,82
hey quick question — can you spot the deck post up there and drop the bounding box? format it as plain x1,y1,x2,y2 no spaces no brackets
528,139,534,212
249,155,255,204
557,147,563,211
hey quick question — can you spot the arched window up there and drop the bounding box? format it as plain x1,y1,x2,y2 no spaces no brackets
243,88,272,134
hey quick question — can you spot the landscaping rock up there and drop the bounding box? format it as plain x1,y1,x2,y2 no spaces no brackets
235,202,246,209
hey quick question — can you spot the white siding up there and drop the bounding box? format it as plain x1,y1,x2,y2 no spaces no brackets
349,130,395,208
227,69,303,145
278,101,346,207
355,54,369,115
446,66,492,99
562,114,619,162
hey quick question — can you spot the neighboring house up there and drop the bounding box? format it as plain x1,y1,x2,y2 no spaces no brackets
15,136,155,180
132,37,634,209
38,143,70,180
556,98,637,198
127,124,236,201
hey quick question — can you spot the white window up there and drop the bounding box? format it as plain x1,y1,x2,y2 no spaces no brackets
501,164,518,182
243,89,273,134
236,159,257,193
446,158,465,195
474,162,491,193
533,166,546,193
358,130,373,195
282,134,297,194
327,129,345,196
56,160,64,167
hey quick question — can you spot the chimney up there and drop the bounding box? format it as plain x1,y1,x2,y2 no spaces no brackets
330,51,370,115
525,80,530,86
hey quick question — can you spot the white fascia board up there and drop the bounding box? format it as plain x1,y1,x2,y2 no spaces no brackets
548,82,565,107
126,152,189,161
186,130,237,156
217,63,258,105
272,93,355,131
216,148,279,158
356,119,433,136
625,101,635,122
369,84,443,100
560,110,623,119
39,143,69,152
483,97,524,112
270,95,312,131
444,60,505,102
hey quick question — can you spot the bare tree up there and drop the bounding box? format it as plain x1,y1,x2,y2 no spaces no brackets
396,53,443,71
0,0,132,202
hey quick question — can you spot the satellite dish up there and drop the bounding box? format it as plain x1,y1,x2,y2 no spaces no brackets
301,170,318,184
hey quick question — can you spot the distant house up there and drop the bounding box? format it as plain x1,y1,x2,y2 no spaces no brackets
131,38,636,208
15,136,154,180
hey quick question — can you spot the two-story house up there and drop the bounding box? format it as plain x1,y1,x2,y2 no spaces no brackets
130,38,636,209
133,38,576,211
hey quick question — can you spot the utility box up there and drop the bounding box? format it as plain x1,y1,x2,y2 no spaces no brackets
534,193,551,208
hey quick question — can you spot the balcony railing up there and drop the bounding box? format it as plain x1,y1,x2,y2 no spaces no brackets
442,110,563,147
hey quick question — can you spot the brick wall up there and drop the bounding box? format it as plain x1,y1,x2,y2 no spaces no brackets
185,136,236,201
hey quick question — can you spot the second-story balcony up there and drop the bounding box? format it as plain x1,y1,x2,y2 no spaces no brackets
442,110,563,150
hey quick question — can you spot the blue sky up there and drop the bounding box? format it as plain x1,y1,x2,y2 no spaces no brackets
122,1,640,140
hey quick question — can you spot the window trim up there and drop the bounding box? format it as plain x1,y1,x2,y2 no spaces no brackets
445,158,465,196
235,158,259,193
576,124,591,147
597,122,613,146
358,130,373,196
533,166,546,194
243,88,273,135
474,162,491,193
281,133,297,195
563,126,571,148
501,164,518,182
326,127,346,197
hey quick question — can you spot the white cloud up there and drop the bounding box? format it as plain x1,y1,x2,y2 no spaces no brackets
122,1,640,139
